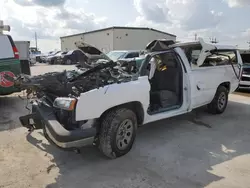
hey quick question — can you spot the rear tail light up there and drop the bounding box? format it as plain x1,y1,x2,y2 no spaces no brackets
7,35,19,59
13,46,19,59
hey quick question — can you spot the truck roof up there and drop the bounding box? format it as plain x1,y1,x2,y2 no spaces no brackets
172,41,237,50
108,50,141,53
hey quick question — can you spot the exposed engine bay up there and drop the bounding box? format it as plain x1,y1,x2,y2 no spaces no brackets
11,59,139,131
14,60,139,99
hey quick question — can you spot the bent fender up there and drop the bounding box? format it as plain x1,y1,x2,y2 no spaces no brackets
75,76,150,121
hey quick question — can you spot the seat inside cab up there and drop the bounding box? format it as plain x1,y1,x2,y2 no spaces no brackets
147,51,183,114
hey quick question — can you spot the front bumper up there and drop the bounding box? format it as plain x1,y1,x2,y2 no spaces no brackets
20,102,96,149
239,74,250,88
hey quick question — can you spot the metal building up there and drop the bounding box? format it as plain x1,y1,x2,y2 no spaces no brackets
60,26,176,53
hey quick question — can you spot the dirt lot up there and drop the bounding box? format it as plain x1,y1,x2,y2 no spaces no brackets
0,64,250,188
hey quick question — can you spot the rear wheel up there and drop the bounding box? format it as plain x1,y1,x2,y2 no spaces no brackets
207,86,228,114
99,108,137,159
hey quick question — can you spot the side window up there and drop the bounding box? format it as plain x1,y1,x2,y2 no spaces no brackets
180,44,202,67
147,52,178,79
190,50,201,66
0,35,14,59
126,52,139,58
201,50,237,67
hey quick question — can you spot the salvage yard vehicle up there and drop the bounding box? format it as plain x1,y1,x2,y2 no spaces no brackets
61,50,81,65
16,38,242,159
46,51,61,64
62,42,111,66
0,20,22,95
106,50,141,61
29,49,42,65
48,51,67,65
39,51,54,63
239,50,250,89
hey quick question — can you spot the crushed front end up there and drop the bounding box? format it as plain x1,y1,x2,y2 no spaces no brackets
15,59,139,150
19,97,97,149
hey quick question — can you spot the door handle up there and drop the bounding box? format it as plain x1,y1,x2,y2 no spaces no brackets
197,82,206,90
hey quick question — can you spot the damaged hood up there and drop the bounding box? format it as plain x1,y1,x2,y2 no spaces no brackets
13,58,139,99
145,39,175,52
75,41,111,62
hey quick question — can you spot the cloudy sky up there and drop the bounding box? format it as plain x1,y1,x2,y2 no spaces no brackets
0,0,250,52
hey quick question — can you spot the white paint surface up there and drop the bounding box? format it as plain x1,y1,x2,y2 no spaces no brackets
75,76,151,121
0,35,14,59
14,41,30,60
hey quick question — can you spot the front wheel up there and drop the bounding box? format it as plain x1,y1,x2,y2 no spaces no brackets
99,108,137,159
207,86,228,114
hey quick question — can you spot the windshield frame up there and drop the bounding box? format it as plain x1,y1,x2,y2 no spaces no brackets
106,51,127,61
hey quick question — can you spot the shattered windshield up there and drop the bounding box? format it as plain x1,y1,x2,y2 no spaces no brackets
106,51,126,61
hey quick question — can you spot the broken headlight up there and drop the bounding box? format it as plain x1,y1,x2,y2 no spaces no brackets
53,97,77,111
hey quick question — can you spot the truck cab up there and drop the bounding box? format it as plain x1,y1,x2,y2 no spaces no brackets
0,20,21,95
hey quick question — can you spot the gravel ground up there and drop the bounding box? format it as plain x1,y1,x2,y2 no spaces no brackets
0,64,250,188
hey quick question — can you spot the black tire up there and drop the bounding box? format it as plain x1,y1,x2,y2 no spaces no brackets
99,108,137,159
207,86,229,114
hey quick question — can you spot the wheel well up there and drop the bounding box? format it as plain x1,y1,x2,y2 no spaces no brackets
99,101,144,125
219,82,230,92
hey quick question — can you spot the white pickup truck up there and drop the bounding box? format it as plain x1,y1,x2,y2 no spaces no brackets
18,38,243,159
238,50,250,89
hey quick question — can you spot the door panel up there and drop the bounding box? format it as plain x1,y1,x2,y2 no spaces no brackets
190,49,242,108
190,67,225,108
143,50,191,124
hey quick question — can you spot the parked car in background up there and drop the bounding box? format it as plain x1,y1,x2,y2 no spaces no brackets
40,51,56,63
48,51,67,65
46,51,61,64
33,51,42,63
62,50,82,65
0,20,22,95
106,50,141,61
62,42,111,66
29,50,41,65
73,42,111,67
239,50,250,89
